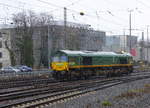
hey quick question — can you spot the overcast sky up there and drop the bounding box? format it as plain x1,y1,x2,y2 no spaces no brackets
1,0,150,37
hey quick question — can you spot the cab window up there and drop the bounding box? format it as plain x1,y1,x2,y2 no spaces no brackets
52,56,59,62
60,56,67,62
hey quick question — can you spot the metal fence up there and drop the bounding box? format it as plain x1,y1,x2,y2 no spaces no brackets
0,70,52,81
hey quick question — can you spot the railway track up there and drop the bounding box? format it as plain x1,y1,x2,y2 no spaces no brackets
0,70,149,98
0,78,120,108
17,75,150,108
0,68,149,89
0,78,56,89
0,78,115,102
0,71,150,108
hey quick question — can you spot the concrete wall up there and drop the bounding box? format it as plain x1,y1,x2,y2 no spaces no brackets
0,29,11,67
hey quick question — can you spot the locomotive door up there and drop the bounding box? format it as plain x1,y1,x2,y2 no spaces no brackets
82,57,92,65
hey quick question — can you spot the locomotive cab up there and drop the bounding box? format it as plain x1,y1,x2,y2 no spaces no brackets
51,54,68,71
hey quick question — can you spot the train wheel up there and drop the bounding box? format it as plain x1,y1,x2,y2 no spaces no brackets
67,71,72,80
106,73,111,77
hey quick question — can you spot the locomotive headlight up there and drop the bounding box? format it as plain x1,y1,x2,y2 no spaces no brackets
56,63,64,66
61,71,66,74
69,62,75,65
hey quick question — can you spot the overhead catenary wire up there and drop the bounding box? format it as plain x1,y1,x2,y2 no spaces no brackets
35,0,130,25
0,2,128,28
70,4,130,26
0,0,137,31
0,2,25,10
66,0,85,7
9,0,54,10
67,8,128,27
136,0,150,9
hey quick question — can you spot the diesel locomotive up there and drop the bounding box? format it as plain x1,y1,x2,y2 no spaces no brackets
51,50,133,80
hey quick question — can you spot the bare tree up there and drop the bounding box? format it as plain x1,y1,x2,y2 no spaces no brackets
36,13,54,68
12,11,37,67
66,27,80,50
12,11,91,68
12,11,54,68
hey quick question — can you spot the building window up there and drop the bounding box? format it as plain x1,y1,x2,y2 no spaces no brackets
0,52,2,58
0,63,2,68
0,32,2,37
0,41,2,48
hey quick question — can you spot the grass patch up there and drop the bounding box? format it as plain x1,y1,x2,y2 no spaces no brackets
96,99,101,103
115,84,150,99
86,103,91,108
144,84,150,88
115,91,141,99
102,100,112,106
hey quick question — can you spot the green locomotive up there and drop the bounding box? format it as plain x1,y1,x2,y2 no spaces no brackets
51,50,133,80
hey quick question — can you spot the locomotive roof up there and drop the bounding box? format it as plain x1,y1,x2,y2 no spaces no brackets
58,50,132,57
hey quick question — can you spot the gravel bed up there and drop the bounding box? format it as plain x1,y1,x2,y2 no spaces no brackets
47,78,150,108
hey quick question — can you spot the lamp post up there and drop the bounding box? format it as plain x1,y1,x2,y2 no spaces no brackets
128,8,142,53
47,18,52,69
64,7,67,49
128,10,133,53
147,25,149,64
